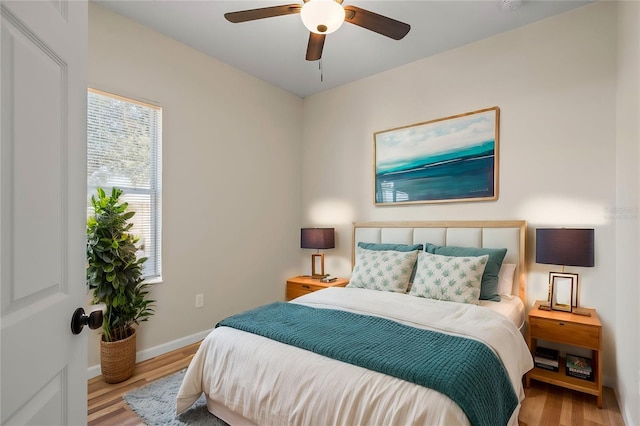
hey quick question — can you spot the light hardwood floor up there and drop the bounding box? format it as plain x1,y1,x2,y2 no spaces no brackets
88,341,625,426
88,342,200,426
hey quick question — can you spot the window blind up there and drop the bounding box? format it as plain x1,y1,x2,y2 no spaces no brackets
87,88,162,280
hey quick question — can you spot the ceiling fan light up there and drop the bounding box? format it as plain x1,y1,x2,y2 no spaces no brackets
300,0,345,34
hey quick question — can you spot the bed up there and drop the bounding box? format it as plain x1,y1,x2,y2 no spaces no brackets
177,220,534,426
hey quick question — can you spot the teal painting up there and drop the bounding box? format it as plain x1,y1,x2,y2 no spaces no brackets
374,107,499,205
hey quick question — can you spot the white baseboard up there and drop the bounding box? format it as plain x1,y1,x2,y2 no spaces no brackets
87,328,213,380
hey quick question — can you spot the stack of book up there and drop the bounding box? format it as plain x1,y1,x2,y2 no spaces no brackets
534,346,559,372
566,354,593,381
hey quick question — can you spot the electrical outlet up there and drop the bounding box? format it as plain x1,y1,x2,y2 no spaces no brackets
195,293,204,308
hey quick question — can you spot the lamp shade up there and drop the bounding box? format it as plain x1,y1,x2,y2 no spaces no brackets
301,228,335,250
300,0,345,34
536,228,594,267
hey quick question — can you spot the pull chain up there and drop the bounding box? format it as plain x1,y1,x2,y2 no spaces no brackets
318,59,323,82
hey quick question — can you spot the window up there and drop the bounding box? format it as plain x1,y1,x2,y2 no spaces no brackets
87,88,162,281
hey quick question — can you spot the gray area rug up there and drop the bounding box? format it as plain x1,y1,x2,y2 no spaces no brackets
123,369,229,426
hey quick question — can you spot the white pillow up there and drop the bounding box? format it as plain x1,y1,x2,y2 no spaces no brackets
347,248,419,293
410,252,489,305
497,263,517,296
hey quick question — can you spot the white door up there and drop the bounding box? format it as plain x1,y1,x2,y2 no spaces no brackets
1,1,88,425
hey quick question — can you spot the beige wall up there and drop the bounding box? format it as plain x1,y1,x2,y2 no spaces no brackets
88,3,304,367
615,1,640,424
302,1,621,384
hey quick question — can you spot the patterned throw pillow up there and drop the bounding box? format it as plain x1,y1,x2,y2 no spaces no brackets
424,243,507,302
347,248,419,293
410,252,489,305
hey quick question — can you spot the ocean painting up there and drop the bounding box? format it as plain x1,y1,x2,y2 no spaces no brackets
374,107,499,205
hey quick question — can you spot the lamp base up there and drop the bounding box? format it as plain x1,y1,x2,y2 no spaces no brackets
311,253,326,279
537,301,552,311
572,307,592,317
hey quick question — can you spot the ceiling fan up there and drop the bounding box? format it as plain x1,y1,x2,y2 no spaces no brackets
224,0,411,61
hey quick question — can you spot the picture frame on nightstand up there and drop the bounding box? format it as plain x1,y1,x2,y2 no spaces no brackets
550,272,575,312
550,271,579,307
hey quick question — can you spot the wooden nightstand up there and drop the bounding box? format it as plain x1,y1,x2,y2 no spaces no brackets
526,301,603,407
286,276,349,301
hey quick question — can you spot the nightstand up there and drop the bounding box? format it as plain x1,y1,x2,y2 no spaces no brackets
286,276,349,301
526,301,602,407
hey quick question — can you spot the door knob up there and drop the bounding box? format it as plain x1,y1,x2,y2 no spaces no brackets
71,307,103,335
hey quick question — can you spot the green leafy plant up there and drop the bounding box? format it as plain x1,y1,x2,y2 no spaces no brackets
86,187,155,342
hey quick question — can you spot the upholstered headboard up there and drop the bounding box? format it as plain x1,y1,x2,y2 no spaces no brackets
352,221,527,304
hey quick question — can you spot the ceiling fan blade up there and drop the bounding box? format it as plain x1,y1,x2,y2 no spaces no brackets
224,4,301,23
306,33,325,61
343,5,410,40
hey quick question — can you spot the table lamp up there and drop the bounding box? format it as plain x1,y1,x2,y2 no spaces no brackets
301,228,335,279
535,228,594,315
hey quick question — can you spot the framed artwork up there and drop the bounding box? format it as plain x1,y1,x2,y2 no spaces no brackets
374,107,499,205
550,272,578,312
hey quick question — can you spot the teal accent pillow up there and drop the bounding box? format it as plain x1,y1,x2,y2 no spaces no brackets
357,242,424,252
424,243,507,302
357,242,424,284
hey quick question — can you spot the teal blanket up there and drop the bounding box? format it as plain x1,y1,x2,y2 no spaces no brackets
217,302,518,426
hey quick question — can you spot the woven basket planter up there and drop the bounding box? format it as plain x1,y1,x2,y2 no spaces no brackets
100,328,136,384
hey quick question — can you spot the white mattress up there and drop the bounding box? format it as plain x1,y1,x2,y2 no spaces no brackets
177,287,533,425
479,295,526,330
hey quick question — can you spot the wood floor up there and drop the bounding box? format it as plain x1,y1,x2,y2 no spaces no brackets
87,341,201,426
88,341,626,426
519,382,624,426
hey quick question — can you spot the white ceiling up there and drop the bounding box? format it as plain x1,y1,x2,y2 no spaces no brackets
94,0,591,98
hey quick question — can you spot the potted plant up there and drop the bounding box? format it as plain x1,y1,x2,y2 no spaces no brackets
86,187,155,383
